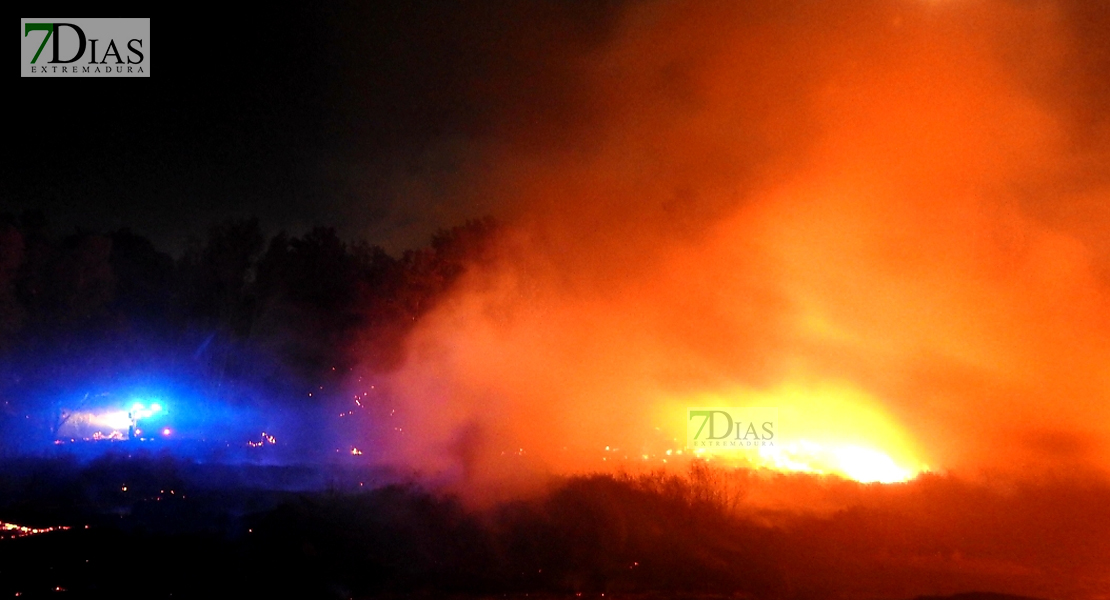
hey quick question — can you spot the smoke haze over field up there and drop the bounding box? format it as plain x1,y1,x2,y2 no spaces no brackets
360,0,1110,489
9,3,1110,598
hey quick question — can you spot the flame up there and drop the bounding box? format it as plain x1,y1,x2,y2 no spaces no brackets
659,382,926,483
761,442,915,484
1,520,71,539
247,432,277,448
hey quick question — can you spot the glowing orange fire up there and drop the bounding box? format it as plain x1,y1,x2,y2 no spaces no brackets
247,432,277,448
660,383,926,483
357,0,1110,513
1,520,71,540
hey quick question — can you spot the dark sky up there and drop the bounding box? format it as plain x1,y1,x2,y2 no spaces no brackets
8,2,624,254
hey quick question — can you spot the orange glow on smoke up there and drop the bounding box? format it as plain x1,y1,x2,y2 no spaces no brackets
355,0,1110,505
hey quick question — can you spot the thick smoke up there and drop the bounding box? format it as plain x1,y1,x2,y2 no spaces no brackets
356,1,1110,494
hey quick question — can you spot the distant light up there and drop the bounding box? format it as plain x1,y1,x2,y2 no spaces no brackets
162,428,171,436
90,410,132,430
151,403,162,412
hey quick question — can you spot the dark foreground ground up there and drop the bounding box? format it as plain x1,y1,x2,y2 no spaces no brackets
0,454,1079,600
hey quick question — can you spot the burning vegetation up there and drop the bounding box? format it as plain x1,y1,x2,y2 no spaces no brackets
4,0,1110,598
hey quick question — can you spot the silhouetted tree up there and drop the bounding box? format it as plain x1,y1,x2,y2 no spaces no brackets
179,218,265,335
0,224,25,343
0,211,502,451
109,228,176,326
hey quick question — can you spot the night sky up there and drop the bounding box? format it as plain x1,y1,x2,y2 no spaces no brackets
9,2,624,253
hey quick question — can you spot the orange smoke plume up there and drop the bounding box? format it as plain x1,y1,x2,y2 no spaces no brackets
357,1,1110,498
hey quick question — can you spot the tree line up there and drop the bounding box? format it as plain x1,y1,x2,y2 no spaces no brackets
0,210,500,449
